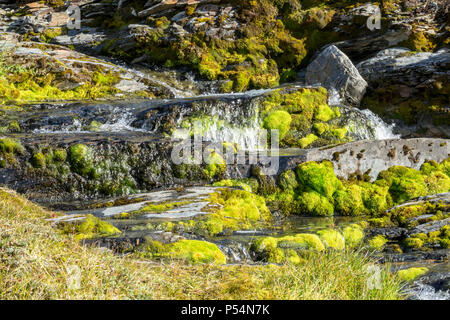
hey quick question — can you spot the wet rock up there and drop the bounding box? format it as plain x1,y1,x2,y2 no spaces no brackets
302,138,450,181
409,218,450,236
369,227,408,240
305,45,368,106
357,48,450,88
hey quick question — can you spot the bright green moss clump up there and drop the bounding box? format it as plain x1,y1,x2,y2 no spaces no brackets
269,158,449,218
252,233,325,264
343,224,365,248
31,152,46,168
137,239,226,265
368,235,388,251
68,143,93,176
317,229,345,250
296,161,343,198
260,88,348,148
201,189,272,236
297,190,334,216
175,189,272,237
0,137,24,167
0,138,23,154
213,178,259,193
299,134,318,148
61,214,121,241
397,267,429,282
334,184,365,216
203,150,226,179
403,237,424,249
262,110,292,140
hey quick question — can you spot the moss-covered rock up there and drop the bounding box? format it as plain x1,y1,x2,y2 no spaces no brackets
252,233,325,263
343,224,365,248
296,161,343,198
262,110,292,140
297,190,334,216
137,239,226,265
397,267,429,282
317,229,345,250
368,235,388,251
175,189,272,237
60,214,121,241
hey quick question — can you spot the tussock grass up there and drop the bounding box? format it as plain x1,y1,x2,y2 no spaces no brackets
0,188,403,299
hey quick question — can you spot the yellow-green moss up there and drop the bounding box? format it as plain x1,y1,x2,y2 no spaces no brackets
68,143,93,176
299,133,318,148
397,267,428,282
343,224,365,248
203,150,226,179
213,178,258,193
31,152,46,168
296,161,343,198
253,233,325,263
137,239,226,265
277,170,298,191
0,138,24,154
262,110,292,140
368,235,388,251
60,214,121,241
403,237,423,249
297,190,334,216
317,229,345,250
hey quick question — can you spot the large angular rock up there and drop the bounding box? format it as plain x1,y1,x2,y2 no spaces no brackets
305,45,368,106
356,47,450,87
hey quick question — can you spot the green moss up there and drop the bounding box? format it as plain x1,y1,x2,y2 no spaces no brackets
253,233,325,263
334,184,365,216
397,267,428,282
313,122,329,135
213,178,258,193
296,161,343,198
368,235,388,251
343,224,365,248
203,150,226,179
265,191,299,215
0,138,24,154
358,182,391,214
262,110,292,140
179,189,272,237
137,239,226,265
330,127,348,140
277,170,298,191
317,229,345,250
299,133,318,148
53,149,67,162
400,31,436,52
403,237,423,249
314,104,336,122
136,201,191,214
68,144,93,176
40,27,65,43
297,190,334,216
31,152,46,169
61,214,121,241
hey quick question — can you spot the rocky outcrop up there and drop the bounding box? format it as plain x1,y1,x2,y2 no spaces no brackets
305,45,367,106
357,47,450,138
357,48,450,87
300,138,449,181
0,40,173,101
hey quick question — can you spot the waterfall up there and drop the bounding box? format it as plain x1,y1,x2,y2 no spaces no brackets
339,106,400,140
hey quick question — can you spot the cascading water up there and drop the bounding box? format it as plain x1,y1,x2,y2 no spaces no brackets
339,106,400,140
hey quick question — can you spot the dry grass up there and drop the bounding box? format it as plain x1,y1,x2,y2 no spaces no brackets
0,187,404,299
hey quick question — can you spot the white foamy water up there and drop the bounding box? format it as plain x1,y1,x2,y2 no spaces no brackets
341,106,400,141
